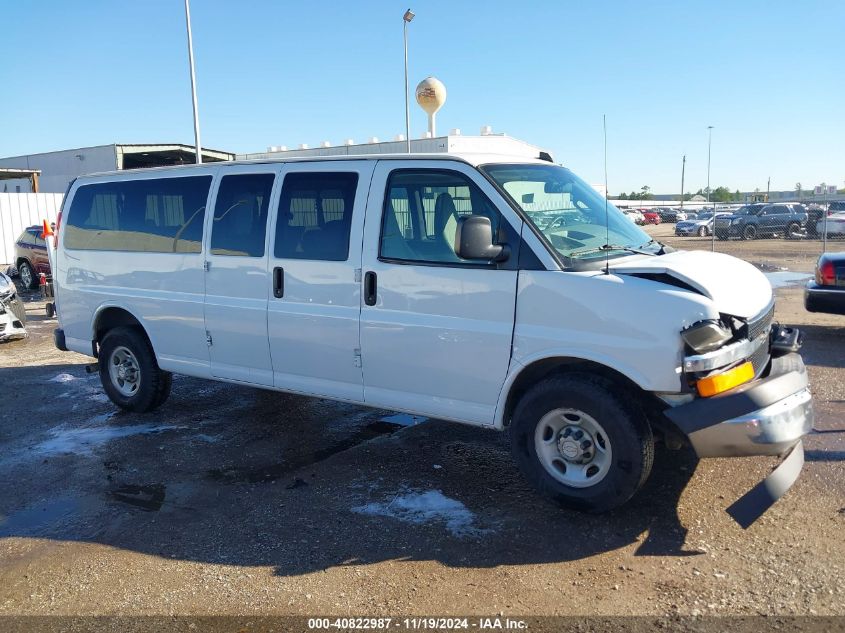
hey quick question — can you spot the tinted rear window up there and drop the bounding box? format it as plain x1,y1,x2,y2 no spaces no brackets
64,176,212,253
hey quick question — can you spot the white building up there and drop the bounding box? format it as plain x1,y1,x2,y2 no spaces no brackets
238,128,552,162
0,143,234,193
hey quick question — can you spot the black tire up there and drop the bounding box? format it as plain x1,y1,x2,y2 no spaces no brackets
509,373,654,513
45,302,55,318
18,260,38,290
98,326,171,412
785,222,800,240
697,226,708,237
742,224,756,240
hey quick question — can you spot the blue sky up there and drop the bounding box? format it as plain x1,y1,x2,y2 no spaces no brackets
2,0,843,193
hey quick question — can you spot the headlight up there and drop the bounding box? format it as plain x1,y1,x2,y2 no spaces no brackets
681,320,733,353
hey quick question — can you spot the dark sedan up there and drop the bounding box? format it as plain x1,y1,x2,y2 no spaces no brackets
805,252,845,315
14,225,51,289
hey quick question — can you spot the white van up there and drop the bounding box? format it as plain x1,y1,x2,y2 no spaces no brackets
52,154,812,525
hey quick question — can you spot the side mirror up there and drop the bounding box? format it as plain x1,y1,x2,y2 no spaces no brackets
454,215,510,262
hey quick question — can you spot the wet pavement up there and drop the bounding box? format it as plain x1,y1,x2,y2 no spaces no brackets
0,237,843,616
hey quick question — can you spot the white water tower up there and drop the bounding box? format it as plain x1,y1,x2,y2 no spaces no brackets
415,76,446,137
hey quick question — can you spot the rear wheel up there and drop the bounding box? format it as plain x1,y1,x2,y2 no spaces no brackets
510,374,654,513
742,224,756,240
18,260,37,290
98,326,171,412
785,222,800,239
697,225,708,237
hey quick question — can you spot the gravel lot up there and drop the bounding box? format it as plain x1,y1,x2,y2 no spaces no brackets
0,228,843,618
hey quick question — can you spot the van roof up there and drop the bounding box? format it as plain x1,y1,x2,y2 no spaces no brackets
76,152,551,181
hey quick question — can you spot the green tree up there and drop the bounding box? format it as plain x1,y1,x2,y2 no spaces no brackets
618,192,628,200
641,185,652,200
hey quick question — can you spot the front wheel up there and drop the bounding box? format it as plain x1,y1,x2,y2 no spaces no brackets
697,226,708,237
785,222,800,239
742,225,756,240
98,326,171,412
510,374,654,513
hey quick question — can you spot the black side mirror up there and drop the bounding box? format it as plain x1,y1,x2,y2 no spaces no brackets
454,215,510,262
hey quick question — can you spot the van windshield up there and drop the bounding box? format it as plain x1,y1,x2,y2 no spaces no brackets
481,163,655,263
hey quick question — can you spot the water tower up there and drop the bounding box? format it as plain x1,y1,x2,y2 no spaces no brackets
415,77,446,137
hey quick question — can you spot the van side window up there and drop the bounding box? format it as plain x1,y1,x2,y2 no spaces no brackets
210,173,275,257
275,172,359,261
380,169,502,265
64,176,212,253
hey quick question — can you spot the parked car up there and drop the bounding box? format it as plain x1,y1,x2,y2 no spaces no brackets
816,212,845,238
0,271,27,342
641,210,661,224
675,211,730,237
715,203,807,240
622,209,645,224
51,152,812,524
805,204,831,237
655,207,678,223
805,252,845,315
14,225,51,289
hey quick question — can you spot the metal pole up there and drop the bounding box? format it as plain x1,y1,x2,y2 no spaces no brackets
707,126,714,251
767,176,770,202
679,155,685,211
403,19,411,153
822,184,828,253
184,0,202,164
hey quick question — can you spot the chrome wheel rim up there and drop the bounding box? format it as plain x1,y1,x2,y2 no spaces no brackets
108,346,141,397
534,408,613,488
20,264,32,288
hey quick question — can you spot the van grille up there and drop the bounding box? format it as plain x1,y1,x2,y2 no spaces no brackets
749,340,771,377
747,302,775,341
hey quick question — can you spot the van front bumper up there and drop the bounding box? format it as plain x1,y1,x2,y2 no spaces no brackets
663,352,813,528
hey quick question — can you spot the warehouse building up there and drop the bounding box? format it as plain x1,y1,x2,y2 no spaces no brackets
0,143,234,193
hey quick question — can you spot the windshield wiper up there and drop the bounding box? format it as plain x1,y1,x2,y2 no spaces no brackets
569,244,654,258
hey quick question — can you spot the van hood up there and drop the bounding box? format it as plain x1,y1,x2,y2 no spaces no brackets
609,250,772,318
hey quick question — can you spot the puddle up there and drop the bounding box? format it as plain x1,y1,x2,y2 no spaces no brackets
208,418,421,484
353,489,491,538
764,271,812,289
380,413,428,427
34,422,182,456
0,497,79,537
110,484,166,512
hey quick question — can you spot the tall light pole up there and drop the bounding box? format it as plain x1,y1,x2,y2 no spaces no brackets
184,0,202,164
707,126,714,251
403,9,415,153
679,155,686,212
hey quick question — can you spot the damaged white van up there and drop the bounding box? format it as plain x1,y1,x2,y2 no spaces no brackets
52,154,813,526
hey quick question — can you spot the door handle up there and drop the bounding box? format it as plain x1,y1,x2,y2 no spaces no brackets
273,266,284,298
364,271,377,306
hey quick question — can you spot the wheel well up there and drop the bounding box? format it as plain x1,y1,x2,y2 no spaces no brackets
502,357,683,444
93,308,149,357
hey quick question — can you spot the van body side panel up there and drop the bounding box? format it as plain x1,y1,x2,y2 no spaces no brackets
266,161,375,402
57,172,213,370
359,160,521,426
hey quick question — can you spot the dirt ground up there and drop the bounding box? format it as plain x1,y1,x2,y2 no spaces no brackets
0,229,843,618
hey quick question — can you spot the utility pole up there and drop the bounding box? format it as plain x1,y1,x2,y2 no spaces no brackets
403,9,415,153
767,176,770,202
707,126,714,252
184,0,202,164
680,155,686,211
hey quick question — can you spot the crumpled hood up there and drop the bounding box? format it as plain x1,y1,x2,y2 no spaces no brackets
609,250,772,318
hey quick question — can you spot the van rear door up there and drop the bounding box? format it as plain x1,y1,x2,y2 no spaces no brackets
204,165,278,385
266,161,375,401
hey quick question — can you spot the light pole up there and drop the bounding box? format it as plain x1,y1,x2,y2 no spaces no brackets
707,126,714,251
184,0,202,164
680,155,686,212
403,9,415,153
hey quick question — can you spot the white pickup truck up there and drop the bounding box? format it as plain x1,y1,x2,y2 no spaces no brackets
51,153,812,526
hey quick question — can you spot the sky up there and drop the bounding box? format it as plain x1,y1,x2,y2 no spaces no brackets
2,0,843,194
